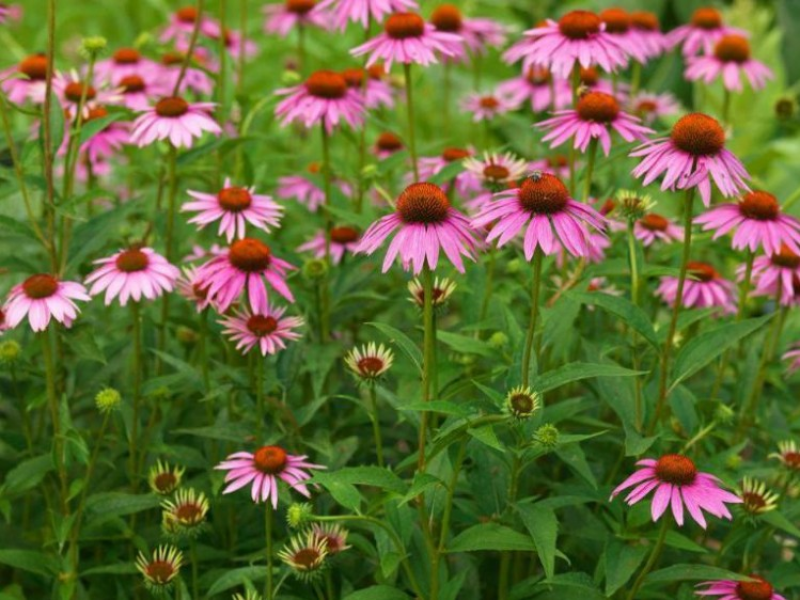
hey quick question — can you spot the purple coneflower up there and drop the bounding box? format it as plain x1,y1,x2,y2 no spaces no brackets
159,51,214,96
298,226,361,265
219,306,304,356
4,274,89,331
160,6,219,44
461,92,513,122
629,11,668,60
341,64,395,109
85,246,180,306
183,178,283,242
52,71,121,119
599,7,649,64
374,131,404,159
117,72,170,111
695,576,786,600
782,345,800,375
629,91,680,125
277,164,353,213
686,34,773,92
80,106,129,164
656,261,736,313
94,47,162,83
463,151,528,188
315,0,418,30
635,213,684,247
275,70,364,133
356,182,477,274
630,113,750,207
1,54,50,104
748,245,800,305
215,445,324,507
668,7,746,57
430,4,508,60
130,97,220,148
176,266,216,312
417,147,480,198
611,454,742,528
263,0,330,37
497,66,570,113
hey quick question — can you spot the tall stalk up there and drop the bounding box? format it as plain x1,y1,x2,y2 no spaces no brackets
521,249,544,387
265,502,274,600
403,63,419,182
129,302,142,490
417,265,436,469
319,123,332,341
626,219,644,431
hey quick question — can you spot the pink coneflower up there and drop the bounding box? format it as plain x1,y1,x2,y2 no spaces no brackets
668,7,747,57
356,182,477,273
159,51,214,96
417,147,480,198
195,238,295,312
205,24,258,60
695,576,786,600
503,10,628,79
539,91,653,156
277,163,352,212
275,70,364,133
298,226,361,265
686,34,773,92
160,6,219,45
462,92,513,122
695,191,800,255
748,245,800,305
656,261,736,313
529,154,571,179
374,132,403,159
315,0,418,30
176,266,216,312
215,445,324,507
263,0,329,37
497,66,570,113
182,179,283,243
611,454,742,528
4,274,89,332
599,7,648,64
341,65,395,109
0,306,8,334
630,113,750,207
635,213,684,247
183,244,225,263
85,246,180,306
79,106,129,164
783,345,800,375
629,11,668,60
429,4,508,59
52,71,121,120
350,12,462,69
0,4,21,24
553,231,610,267
219,305,304,356
629,91,680,125
471,173,606,259
2,54,49,104
130,97,220,148
94,48,162,84
116,73,170,111
463,151,528,188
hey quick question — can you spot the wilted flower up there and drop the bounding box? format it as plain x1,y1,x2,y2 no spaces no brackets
135,546,183,593
148,460,185,495
278,530,329,580
770,441,800,472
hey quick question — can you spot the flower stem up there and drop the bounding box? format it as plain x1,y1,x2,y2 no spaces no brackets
417,265,436,470
625,519,669,600
130,301,142,491
476,245,496,338
631,61,642,96
722,89,732,126
265,502,274,600
199,308,211,392
319,123,332,341
158,145,179,370
403,63,419,182
521,249,544,387
172,0,205,96
582,138,598,203
652,187,695,432
41,327,67,514
190,539,199,600
42,0,58,272
368,384,384,467
626,219,644,431
237,0,247,95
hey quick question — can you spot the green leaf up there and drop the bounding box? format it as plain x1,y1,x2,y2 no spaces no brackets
533,362,644,393
343,586,410,600
447,523,535,552
517,503,558,578
78,112,129,145
0,215,37,241
400,401,473,417
40,92,65,159
81,564,138,576
0,550,58,577
428,161,465,185
645,565,749,584
0,454,54,495
670,315,772,388
367,322,421,372
206,566,267,596
85,492,161,521
567,291,659,348
310,472,363,511
467,424,504,452
604,541,649,596
760,510,800,538
308,466,406,494
436,331,495,357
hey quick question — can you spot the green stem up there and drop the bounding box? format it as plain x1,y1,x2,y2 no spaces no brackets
158,145,179,369
417,265,435,470
477,246,496,336
130,302,142,491
498,452,523,600
320,123,332,341
199,308,210,392
216,0,228,185
237,0,246,96
722,89,731,126
172,0,205,96
368,385,384,467
42,328,67,514
582,138,598,203
626,219,643,431
190,539,199,600
631,61,642,96
625,519,669,600
652,188,695,432
42,0,58,272
521,249,544,387
403,63,419,182
297,24,306,73
265,502,274,600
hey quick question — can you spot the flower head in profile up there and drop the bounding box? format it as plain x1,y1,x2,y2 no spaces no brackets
696,191,800,255
408,276,456,308
219,305,304,356
275,70,364,133
263,0,329,37
356,182,477,274
629,92,680,125
176,266,217,312
52,71,121,119
748,245,800,306
631,113,750,207
770,440,800,471
629,11,668,60
497,66,570,113
686,34,773,92
429,4,508,59
278,530,329,581
635,213,684,247
135,546,184,593
161,488,210,535
599,7,649,64
85,246,180,306
315,0,418,30
298,226,361,265
4,274,89,332
695,575,786,600
503,10,628,78
94,47,162,83
737,478,779,516
311,523,350,555
463,151,528,189
417,147,479,198
195,238,295,313
79,106,129,164
539,91,653,156
656,261,736,314
277,163,353,213
160,6,219,44
471,172,606,259
345,342,394,381
611,454,742,528
160,51,214,96
2,54,50,104
782,346,800,376
504,386,541,420
215,446,325,508
350,12,462,69
183,179,283,243
373,131,403,159
462,92,513,122
131,97,221,148
341,65,395,109
668,7,747,57
148,460,185,495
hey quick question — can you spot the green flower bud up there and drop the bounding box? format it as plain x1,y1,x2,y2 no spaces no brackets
176,326,198,346
281,69,302,86
80,36,108,57
488,332,508,348
95,388,122,414
286,503,314,529
505,386,541,420
775,96,797,121
302,258,328,281
535,424,559,450
0,340,21,365
506,258,521,274
714,402,735,424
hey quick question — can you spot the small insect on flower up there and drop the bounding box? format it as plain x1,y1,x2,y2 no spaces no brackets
135,545,184,593
345,342,394,381
770,440,800,472
504,386,541,420
148,460,186,495
408,277,457,308
695,575,787,600
737,477,779,516
95,388,122,414
311,523,351,554
161,488,210,535
278,530,329,581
